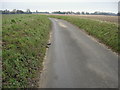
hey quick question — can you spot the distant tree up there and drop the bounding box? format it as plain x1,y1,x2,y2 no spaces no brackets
52,11,65,14
2,9,10,14
66,11,71,14
86,12,89,15
94,11,98,15
81,11,85,15
16,10,24,14
26,9,32,14
11,9,17,14
118,12,120,16
76,12,80,15
36,10,38,13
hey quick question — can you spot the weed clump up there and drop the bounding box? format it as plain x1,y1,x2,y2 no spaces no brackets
11,19,16,23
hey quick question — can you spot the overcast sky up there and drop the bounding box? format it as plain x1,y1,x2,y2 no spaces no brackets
1,0,119,13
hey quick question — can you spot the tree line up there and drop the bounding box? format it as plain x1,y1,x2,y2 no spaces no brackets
52,11,117,16
0,9,118,16
1,9,32,14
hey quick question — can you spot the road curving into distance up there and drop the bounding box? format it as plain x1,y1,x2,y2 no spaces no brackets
39,18,118,88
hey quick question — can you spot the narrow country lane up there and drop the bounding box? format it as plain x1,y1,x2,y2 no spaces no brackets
39,18,118,88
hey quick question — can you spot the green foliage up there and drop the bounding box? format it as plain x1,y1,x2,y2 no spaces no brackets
48,15,119,53
11,19,16,23
2,14,51,88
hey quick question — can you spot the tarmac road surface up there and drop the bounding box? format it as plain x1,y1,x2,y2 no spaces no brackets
39,18,118,88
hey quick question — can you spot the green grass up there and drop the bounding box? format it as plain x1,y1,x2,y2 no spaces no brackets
2,14,51,88
48,15,119,53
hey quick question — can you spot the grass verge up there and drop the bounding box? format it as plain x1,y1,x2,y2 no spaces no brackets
48,15,119,53
2,14,51,88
